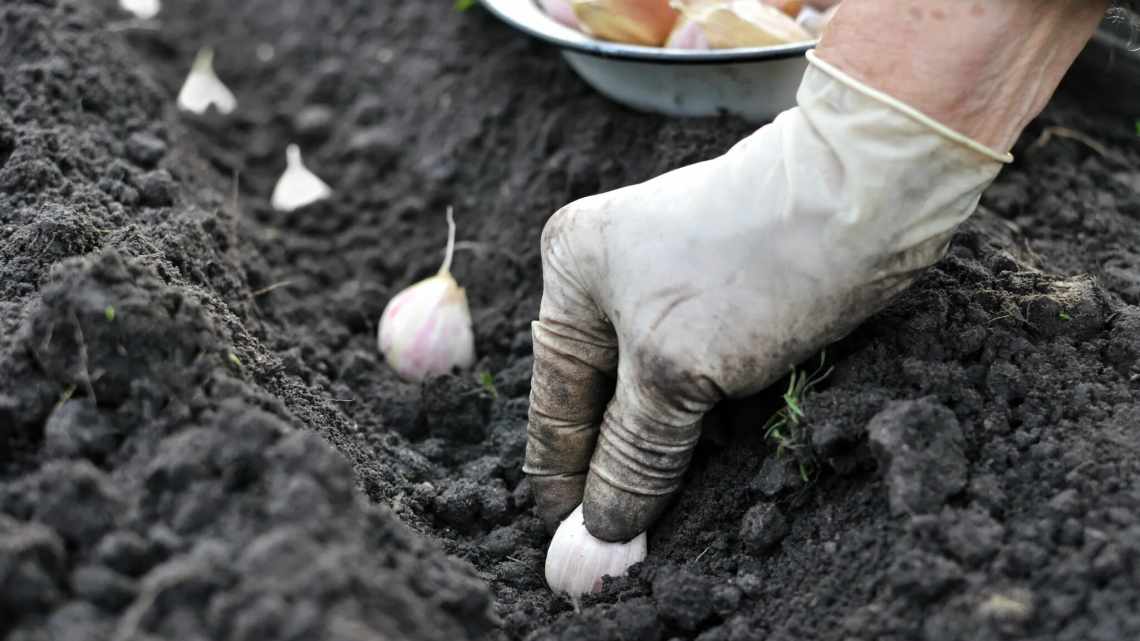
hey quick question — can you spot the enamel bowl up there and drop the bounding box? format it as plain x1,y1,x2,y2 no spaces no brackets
480,0,816,122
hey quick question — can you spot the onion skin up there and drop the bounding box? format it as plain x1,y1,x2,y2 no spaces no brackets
665,14,710,48
763,0,803,17
570,0,679,46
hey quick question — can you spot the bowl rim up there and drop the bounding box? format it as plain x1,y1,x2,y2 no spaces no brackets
480,0,817,65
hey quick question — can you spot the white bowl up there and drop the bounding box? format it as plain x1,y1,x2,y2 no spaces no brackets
480,0,816,121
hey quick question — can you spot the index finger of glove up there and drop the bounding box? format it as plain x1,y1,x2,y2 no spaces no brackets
524,206,617,532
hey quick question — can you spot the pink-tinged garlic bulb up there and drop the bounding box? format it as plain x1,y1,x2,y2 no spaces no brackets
545,505,648,599
540,0,580,28
570,0,679,46
378,209,476,382
666,0,813,49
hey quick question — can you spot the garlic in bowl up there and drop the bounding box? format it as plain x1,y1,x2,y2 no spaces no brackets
480,0,828,121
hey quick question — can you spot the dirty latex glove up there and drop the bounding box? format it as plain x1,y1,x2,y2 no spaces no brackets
524,51,1012,543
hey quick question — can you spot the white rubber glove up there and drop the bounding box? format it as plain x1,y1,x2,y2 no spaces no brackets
524,51,1012,543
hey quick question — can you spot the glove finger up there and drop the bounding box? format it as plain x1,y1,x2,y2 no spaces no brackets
524,207,618,532
582,369,705,542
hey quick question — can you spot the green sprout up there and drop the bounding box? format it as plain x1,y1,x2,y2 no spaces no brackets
228,351,243,368
1059,311,1072,321
104,306,115,322
55,384,76,410
477,370,498,400
454,0,477,10
762,351,833,482
1135,119,1140,137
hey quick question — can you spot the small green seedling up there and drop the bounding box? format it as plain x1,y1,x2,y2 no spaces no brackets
762,351,833,481
455,0,477,10
477,370,498,400
228,351,242,368
1059,311,1072,321
104,306,115,322
55,384,76,410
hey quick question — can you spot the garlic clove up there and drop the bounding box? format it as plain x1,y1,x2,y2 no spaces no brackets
378,274,476,381
667,0,813,49
545,505,648,599
120,0,160,19
763,0,802,18
378,209,476,382
540,0,580,28
271,144,333,212
177,48,238,116
571,0,679,46
665,13,710,48
795,4,838,37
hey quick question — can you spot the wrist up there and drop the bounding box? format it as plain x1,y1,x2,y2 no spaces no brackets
814,0,1109,152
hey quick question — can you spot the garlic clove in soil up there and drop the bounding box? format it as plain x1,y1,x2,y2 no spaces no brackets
270,144,333,212
378,208,476,382
177,48,238,116
545,504,648,599
666,0,813,49
571,0,679,46
120,0,160,19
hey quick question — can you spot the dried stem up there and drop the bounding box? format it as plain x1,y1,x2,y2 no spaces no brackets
438,206,457,275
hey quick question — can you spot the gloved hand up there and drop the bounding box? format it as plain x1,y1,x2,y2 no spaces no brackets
524,51,1011,543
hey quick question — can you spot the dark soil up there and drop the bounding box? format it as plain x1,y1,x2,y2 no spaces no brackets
1,1,1138,640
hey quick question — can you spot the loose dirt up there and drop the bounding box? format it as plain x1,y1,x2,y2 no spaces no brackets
2,2,1138,640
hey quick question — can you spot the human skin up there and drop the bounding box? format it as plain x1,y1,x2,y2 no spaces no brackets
528,0,1112,543
816,0,1110,152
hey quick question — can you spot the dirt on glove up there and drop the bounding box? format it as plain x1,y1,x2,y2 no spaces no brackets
1,1,1138,640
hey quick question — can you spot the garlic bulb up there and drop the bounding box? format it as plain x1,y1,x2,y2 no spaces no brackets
540,0,580,28
378,209,476,382
177,48,237,116
571,0,679,46
120,0,160,19
545,504,648,598
666,0,813,49
271,144,332,212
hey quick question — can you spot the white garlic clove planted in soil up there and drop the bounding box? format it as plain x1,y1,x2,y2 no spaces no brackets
545,504,648,598
120,0,160,19
378,209,476,382
270,144,333,212
177,48,237,116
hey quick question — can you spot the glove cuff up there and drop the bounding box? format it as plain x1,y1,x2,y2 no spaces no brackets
805,50,1014,165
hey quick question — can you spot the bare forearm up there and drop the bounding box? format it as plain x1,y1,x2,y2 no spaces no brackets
815,0,1110,152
